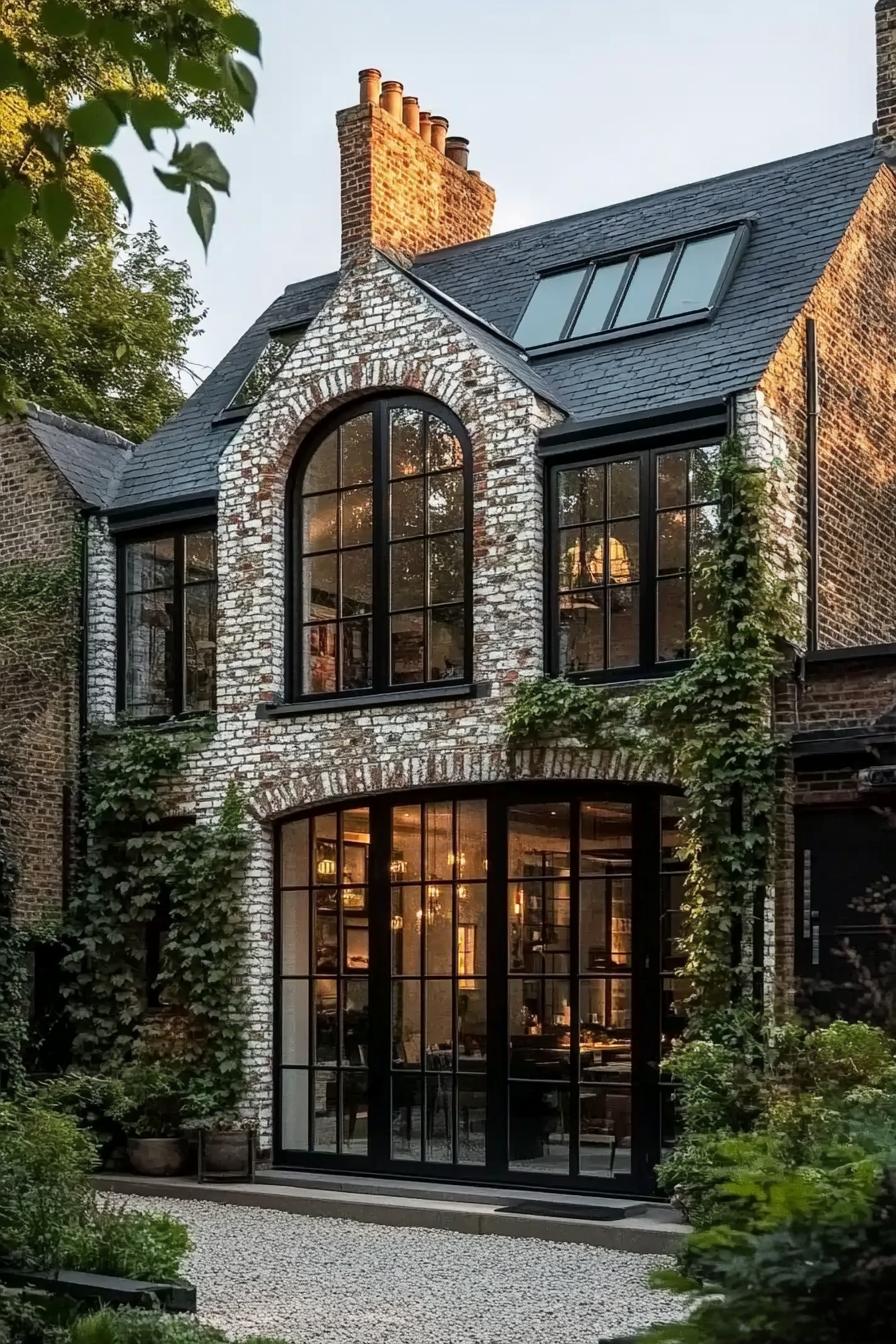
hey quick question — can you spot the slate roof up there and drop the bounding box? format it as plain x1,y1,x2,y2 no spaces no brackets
25,407,132,509
108,135,881,514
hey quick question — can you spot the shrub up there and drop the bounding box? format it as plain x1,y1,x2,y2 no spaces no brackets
0,1101,96,1268
116,1061,189,1140
70,1314,292,1344
64,1203,191,1282
37,1075,130,1168
0,1289,69,1344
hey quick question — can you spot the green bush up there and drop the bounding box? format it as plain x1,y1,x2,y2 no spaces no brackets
0,1289,69,1344
115,1062,189,1141
64,1203,190,1283
70,1313,292,1344
37,1075,130,1168
0,1101,96,1267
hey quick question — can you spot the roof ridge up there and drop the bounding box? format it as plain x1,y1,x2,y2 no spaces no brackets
26,404,134,451
414,135,877,263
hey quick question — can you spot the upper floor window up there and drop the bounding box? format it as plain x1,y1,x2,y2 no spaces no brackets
289,397,471,700
515,227,744,349
549,443,720,680
119,527,217,719
228,325,306,410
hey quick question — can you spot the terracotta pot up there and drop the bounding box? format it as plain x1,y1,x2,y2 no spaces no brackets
203,1130,251,1175
127,1136,189,1177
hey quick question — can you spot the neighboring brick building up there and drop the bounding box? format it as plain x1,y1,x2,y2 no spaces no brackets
6,2,896,1196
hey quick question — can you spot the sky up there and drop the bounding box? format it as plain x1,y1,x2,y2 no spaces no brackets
116,0,876,387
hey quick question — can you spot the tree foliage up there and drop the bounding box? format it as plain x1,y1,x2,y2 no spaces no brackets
0,214,202,437
0,0,260,250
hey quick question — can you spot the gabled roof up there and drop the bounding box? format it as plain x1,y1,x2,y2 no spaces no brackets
25,407,132,509
108,135,880,515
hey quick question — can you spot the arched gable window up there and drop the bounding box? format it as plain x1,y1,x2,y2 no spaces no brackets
288,396,472,700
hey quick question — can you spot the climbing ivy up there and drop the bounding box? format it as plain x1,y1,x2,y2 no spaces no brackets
506,436,798,1030
0,528,81,681
63,725,251,1111
0,843,29,1095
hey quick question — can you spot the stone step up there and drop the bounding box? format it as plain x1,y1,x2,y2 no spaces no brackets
95,1173,689,1255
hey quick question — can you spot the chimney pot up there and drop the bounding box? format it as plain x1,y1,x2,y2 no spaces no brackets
419,111,433,144
430,115,449,154
445,136,470,169
380,79,404,119
358,68,381,105
877,1,896,155
402,95,420,134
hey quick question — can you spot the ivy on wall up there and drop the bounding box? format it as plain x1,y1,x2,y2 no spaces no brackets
0,844,29,1094
0,529,82,681
506,436,799,1030
63,725,251,1111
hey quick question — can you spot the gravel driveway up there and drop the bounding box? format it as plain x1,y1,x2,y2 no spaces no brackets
118,1194,688,1344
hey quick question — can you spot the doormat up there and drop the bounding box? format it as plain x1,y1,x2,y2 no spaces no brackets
493,1200,629,1222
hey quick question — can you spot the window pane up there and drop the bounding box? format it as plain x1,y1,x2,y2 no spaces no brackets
690,445,721,503
391,540,425,610
391,612,424,684
425,801,454,879
660,231,736,317
304,623,337,693
281,980,310,1065
341,548,372,616
427,416,463,469
340,413,373,487
657,576,688,662
392,1075,422,1160
559,594,604,673
391,478,424,539
514,268,588,347
558,466,605,526
425,980,453,1051
580,1087,631,1175
657,451,688,509
426,1074,454,1163
304,432,338,494
570,260,628,337
509,981,571,1077
580,978,633,1063
342,1070,368,1154
612,250,674,328
126,590,173,716
657,510,687,575
312,1070,338,1152
303,492,337,553
608,459,639,516
280,1070,309,1150
559,527,603,589
608,587,639,667
281,889,310,974
303,554,337,622
184,583,216,712
508,803,571,878
341,619,371,689
392,885,422,975
126,537,174,592
428,533,463,605
508,1082,570,1174
458,1080,487,1164
581,877,632,969
609,520,638,582
343,980,369,1065
281,818,310,888
391,407,424,477
690,504,720,561
314,979,337,1062
184,532,215,584
428,471,463,532
340,487,372,547
429,605,464,681
392,981,422,1066
392,805,422,882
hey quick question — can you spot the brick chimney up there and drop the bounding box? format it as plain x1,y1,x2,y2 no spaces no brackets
876,0,896,156
337,69,496,267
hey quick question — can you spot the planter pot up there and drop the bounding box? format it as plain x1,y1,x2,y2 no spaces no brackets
127,1136,189,1177
203,1130,252,1175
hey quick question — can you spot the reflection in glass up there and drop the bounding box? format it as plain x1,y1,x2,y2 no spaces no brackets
570,260,628,338
392,1075,422,1160
613,250,673,328
313,1070,338,1152
580,1088,631,1175
508,1083,570,1172
280,981,309,1065
280,1070,309,1150
426,1075,453,1163
392,981,421,1066
660,231,736,318
457,1081,487,1164
508,979,571,1078
514,268,587,347
342,1070,368,1153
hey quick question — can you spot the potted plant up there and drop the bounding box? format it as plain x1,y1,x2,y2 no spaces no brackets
183,1086,255,1177
118,1061,189,1177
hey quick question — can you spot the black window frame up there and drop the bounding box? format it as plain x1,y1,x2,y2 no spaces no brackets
226,322,309,413
516,221,752,355
545,436,722,683
116,519,218,722
286,394,474,705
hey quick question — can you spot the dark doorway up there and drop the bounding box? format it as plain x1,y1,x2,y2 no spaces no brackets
275,784,686,1195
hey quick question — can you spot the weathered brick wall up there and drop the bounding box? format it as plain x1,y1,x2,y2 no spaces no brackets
338,101,495,264
0,423,80,922
760,164,896,650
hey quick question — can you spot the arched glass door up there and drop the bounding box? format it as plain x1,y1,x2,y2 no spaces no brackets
275,786,686,1193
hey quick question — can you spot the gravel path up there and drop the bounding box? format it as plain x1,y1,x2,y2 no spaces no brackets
117,1194,688,1344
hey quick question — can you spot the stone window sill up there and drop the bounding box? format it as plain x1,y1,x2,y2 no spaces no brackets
256,682,490,719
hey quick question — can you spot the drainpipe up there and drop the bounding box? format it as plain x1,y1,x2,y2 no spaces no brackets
805,317,819,653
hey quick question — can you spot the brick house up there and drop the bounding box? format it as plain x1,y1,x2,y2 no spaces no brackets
5,1,896,1196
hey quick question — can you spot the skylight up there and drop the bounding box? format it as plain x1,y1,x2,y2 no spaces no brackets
229,326,306,409
514,227,743,349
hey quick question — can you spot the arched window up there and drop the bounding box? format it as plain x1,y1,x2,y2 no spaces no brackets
289,396,472,699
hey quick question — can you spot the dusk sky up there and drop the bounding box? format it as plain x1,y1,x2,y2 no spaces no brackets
117,0,876,386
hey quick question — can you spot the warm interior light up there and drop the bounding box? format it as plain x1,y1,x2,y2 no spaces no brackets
316,856,337,877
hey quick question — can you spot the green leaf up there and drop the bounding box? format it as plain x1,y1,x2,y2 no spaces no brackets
217,12,262,59
0,37,20,87
187,181,216,253
89,152,132,217
0,179,32,247
175,55,223,92
154,168,187,193
38,180,76,241
67,97,120,148
140,39,170,84
40,0,87,37
129,95,186,151
171,141,230,193
86,16,138,60
219,52,257,116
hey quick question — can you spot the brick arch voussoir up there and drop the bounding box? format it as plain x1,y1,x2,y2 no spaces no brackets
248,744,669,822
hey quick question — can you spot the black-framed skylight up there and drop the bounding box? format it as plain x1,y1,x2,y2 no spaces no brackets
514,225,747,350
228,324,307,409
